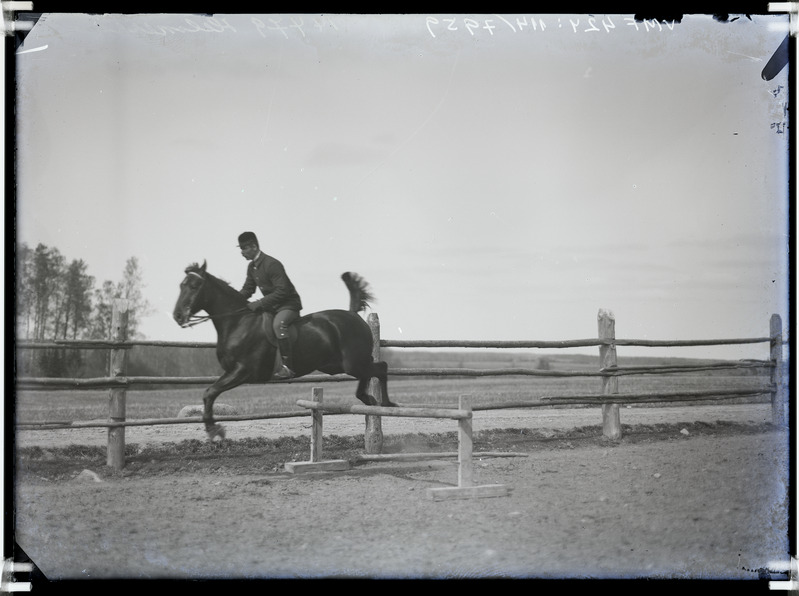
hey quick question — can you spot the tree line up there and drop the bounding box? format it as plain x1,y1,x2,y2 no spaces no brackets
16,242,152,377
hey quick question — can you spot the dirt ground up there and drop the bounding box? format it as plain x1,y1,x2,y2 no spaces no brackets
13,403,792,581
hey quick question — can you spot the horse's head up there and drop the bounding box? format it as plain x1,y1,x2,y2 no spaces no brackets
173,260,208,327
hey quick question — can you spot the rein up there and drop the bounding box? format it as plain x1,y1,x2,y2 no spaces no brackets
181,308,249,328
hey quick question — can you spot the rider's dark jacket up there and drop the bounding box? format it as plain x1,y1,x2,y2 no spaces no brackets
240,252,302,314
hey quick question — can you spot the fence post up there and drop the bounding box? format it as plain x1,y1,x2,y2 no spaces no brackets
770,314,787,426
598,309,621,440
366,313,384,454
458,395,474,488
107,299,130,470
310,387,324,462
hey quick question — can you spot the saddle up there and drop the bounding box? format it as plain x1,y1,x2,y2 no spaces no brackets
258,312,298,375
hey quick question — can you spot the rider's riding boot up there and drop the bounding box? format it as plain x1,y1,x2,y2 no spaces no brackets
273,338,295,380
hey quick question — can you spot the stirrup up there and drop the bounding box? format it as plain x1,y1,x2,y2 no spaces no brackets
273,364,295,380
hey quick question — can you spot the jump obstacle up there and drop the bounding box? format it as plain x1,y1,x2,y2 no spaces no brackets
285,388,511,501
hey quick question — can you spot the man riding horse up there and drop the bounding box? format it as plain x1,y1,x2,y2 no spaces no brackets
237,231,301,380
174,257,394,440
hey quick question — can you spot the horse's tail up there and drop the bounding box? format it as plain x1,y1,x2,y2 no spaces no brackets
341,272,375,313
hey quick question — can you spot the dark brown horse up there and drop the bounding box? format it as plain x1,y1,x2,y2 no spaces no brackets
173,262,394,440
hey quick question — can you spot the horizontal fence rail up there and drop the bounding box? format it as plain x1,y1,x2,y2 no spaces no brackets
17,336,778,351
15,360,774,391
379,337,773,349
14,304,787,470
17,388,773,430
16,339,218,350
383,361,772,378
399,388,773,409
16,410,315,430
15,374,357,390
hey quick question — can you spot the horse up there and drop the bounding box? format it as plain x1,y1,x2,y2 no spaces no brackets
173,261,394,440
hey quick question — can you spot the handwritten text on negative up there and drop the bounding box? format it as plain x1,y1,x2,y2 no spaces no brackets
425,15,678,38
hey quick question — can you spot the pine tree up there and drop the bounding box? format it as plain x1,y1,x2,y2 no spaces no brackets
31,243,64,340
15,243,34,338
62,259,94,340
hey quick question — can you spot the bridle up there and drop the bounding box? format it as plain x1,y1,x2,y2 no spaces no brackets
180,270,249,328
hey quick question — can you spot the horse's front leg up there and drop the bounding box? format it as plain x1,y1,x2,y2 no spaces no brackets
203,363,250,441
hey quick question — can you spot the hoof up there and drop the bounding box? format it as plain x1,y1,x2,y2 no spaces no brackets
206,424,226,442
272,365,295,381
381,400,398,408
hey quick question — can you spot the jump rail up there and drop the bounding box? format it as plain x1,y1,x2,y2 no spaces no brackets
15,305,787,470
286,388,510,501
15,374,356,389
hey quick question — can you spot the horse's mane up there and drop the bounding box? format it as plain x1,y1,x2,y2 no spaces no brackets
185,262,247,306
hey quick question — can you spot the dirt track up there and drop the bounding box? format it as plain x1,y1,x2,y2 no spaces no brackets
13,403,791,581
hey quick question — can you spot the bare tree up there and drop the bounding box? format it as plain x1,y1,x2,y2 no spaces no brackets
118,256,153,339
89,280,117,340
90,257,152,340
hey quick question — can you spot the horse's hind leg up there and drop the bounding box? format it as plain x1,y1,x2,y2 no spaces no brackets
355,378,377,406
374,360,395,406
354,360,395,407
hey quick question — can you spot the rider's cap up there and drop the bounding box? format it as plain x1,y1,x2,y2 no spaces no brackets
237,232,258,247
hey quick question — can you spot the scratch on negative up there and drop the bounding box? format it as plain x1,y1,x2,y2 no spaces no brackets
17,45,49,55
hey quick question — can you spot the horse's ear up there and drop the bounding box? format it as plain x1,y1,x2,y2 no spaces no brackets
201,260,207,273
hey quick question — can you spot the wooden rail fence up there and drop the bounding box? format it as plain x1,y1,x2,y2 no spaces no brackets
16,300,787,470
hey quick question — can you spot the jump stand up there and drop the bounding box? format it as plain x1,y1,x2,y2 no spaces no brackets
425,397,509,502
283,387,350,474
286,389,509,500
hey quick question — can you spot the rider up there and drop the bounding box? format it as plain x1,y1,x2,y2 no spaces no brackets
237,231,303,380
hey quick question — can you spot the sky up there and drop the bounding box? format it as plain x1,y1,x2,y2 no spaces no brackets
13,12,792,360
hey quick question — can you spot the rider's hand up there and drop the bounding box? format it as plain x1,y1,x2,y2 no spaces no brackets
247,302,260,312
